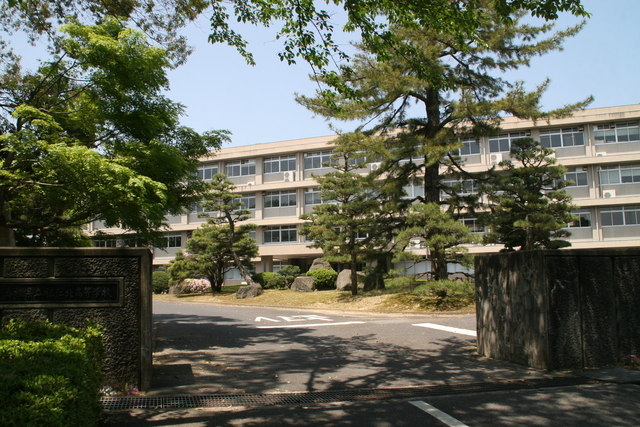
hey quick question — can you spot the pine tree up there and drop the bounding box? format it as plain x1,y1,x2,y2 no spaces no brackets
296,8,592,275
194,174,260,286
481,138,577,251
300,133,398,295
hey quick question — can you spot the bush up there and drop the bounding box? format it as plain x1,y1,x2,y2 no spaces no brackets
183,278,211,293
266,274,288,289
0,319,105,427
252,272,277,287
277,265,301,287
152,270,171,294
384,275,420,292
412,280,474,297
306,269,338,290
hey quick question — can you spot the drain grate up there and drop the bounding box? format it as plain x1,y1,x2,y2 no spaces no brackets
101,376,595,410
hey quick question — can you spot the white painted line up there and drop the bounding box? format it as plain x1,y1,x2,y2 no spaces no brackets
409,401,469,427
257,321,366,329
412,322,477,337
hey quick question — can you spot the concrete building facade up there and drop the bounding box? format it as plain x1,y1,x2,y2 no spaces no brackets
90,104,640,283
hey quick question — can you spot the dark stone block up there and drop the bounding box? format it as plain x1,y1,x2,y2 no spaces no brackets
477,249,640,371
614,257,640,358
546,256,582,370
580,257,617,368
0,248,152,390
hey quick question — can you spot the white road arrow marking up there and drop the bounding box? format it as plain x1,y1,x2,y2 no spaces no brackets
257,321,365,329
255,317,280,322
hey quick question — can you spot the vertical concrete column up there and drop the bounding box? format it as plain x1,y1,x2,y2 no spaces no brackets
262,255,274,273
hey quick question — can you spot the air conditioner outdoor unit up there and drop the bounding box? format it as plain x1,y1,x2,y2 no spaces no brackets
490,153,503,165
596,152,607,157
603,189,616,198
246,181,255,186
283,171,296,182
369,162,381,172
547,152,556,159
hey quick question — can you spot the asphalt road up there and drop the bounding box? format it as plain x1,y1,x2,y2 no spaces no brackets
149,301,545,395
103,300,640,426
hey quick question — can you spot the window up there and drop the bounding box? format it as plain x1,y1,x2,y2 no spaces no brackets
601,205,640,226
226,160,256,177
594,122,640,144
94,239,116,247
264,155,296,173
195,164,218,180
460,217,484,233
457,137,481,155
239,194,256,210
600,164,640,185
558,168,588,187
304,188,323,205
568,209,591,228
167,235,182,248
402,182,425,199
304,151,333,169
489,132,529,153
192,201,218,214
264,190,297,208
540,128,584,148
441,178,479,195
264,225,297,243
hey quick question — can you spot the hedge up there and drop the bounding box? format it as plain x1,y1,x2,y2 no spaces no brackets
0,319,105,427
306,269,338,290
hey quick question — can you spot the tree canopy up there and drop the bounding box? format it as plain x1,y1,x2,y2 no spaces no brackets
481,137,577,251
2,1,588,72
0,18,225,245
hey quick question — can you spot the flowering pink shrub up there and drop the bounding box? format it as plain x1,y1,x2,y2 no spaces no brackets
184,278,211,293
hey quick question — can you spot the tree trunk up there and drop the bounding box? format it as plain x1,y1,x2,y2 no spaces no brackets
350,254,358,296
0,204,15,246
232,252,257,286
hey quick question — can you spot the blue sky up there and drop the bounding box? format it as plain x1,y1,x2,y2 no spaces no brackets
10,0,640,148
165,0,640,148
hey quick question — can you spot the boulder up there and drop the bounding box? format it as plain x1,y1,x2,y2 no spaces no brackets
336,269,365,291
290,276,315,292
235,283,264,299
168,284,183,295
309,257,334,271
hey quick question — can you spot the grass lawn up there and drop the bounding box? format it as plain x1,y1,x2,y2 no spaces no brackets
154,278,476,313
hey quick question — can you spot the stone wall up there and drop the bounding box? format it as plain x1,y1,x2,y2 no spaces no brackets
0,248,152,390
476,249,640,370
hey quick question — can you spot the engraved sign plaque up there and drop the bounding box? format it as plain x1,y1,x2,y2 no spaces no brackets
0,277,124,308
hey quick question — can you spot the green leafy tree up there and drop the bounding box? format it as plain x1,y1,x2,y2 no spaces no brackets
1,1,588,74
168,222,258,292
300,132,398,295
394,203,477,280
0,18,224,246
481,137,577,251
195,174,259,287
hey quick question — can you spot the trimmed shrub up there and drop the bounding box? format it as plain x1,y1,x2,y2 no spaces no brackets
152,270,171,294
306,269,338,290
266,274,288,289
0,319,105,427
252,272,277,287
277,265,301,287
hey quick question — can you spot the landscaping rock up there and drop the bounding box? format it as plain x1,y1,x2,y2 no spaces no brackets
290,276,315,292
168,284,183,294
235,283,264,299
309,257,334,271
336,269,365,291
